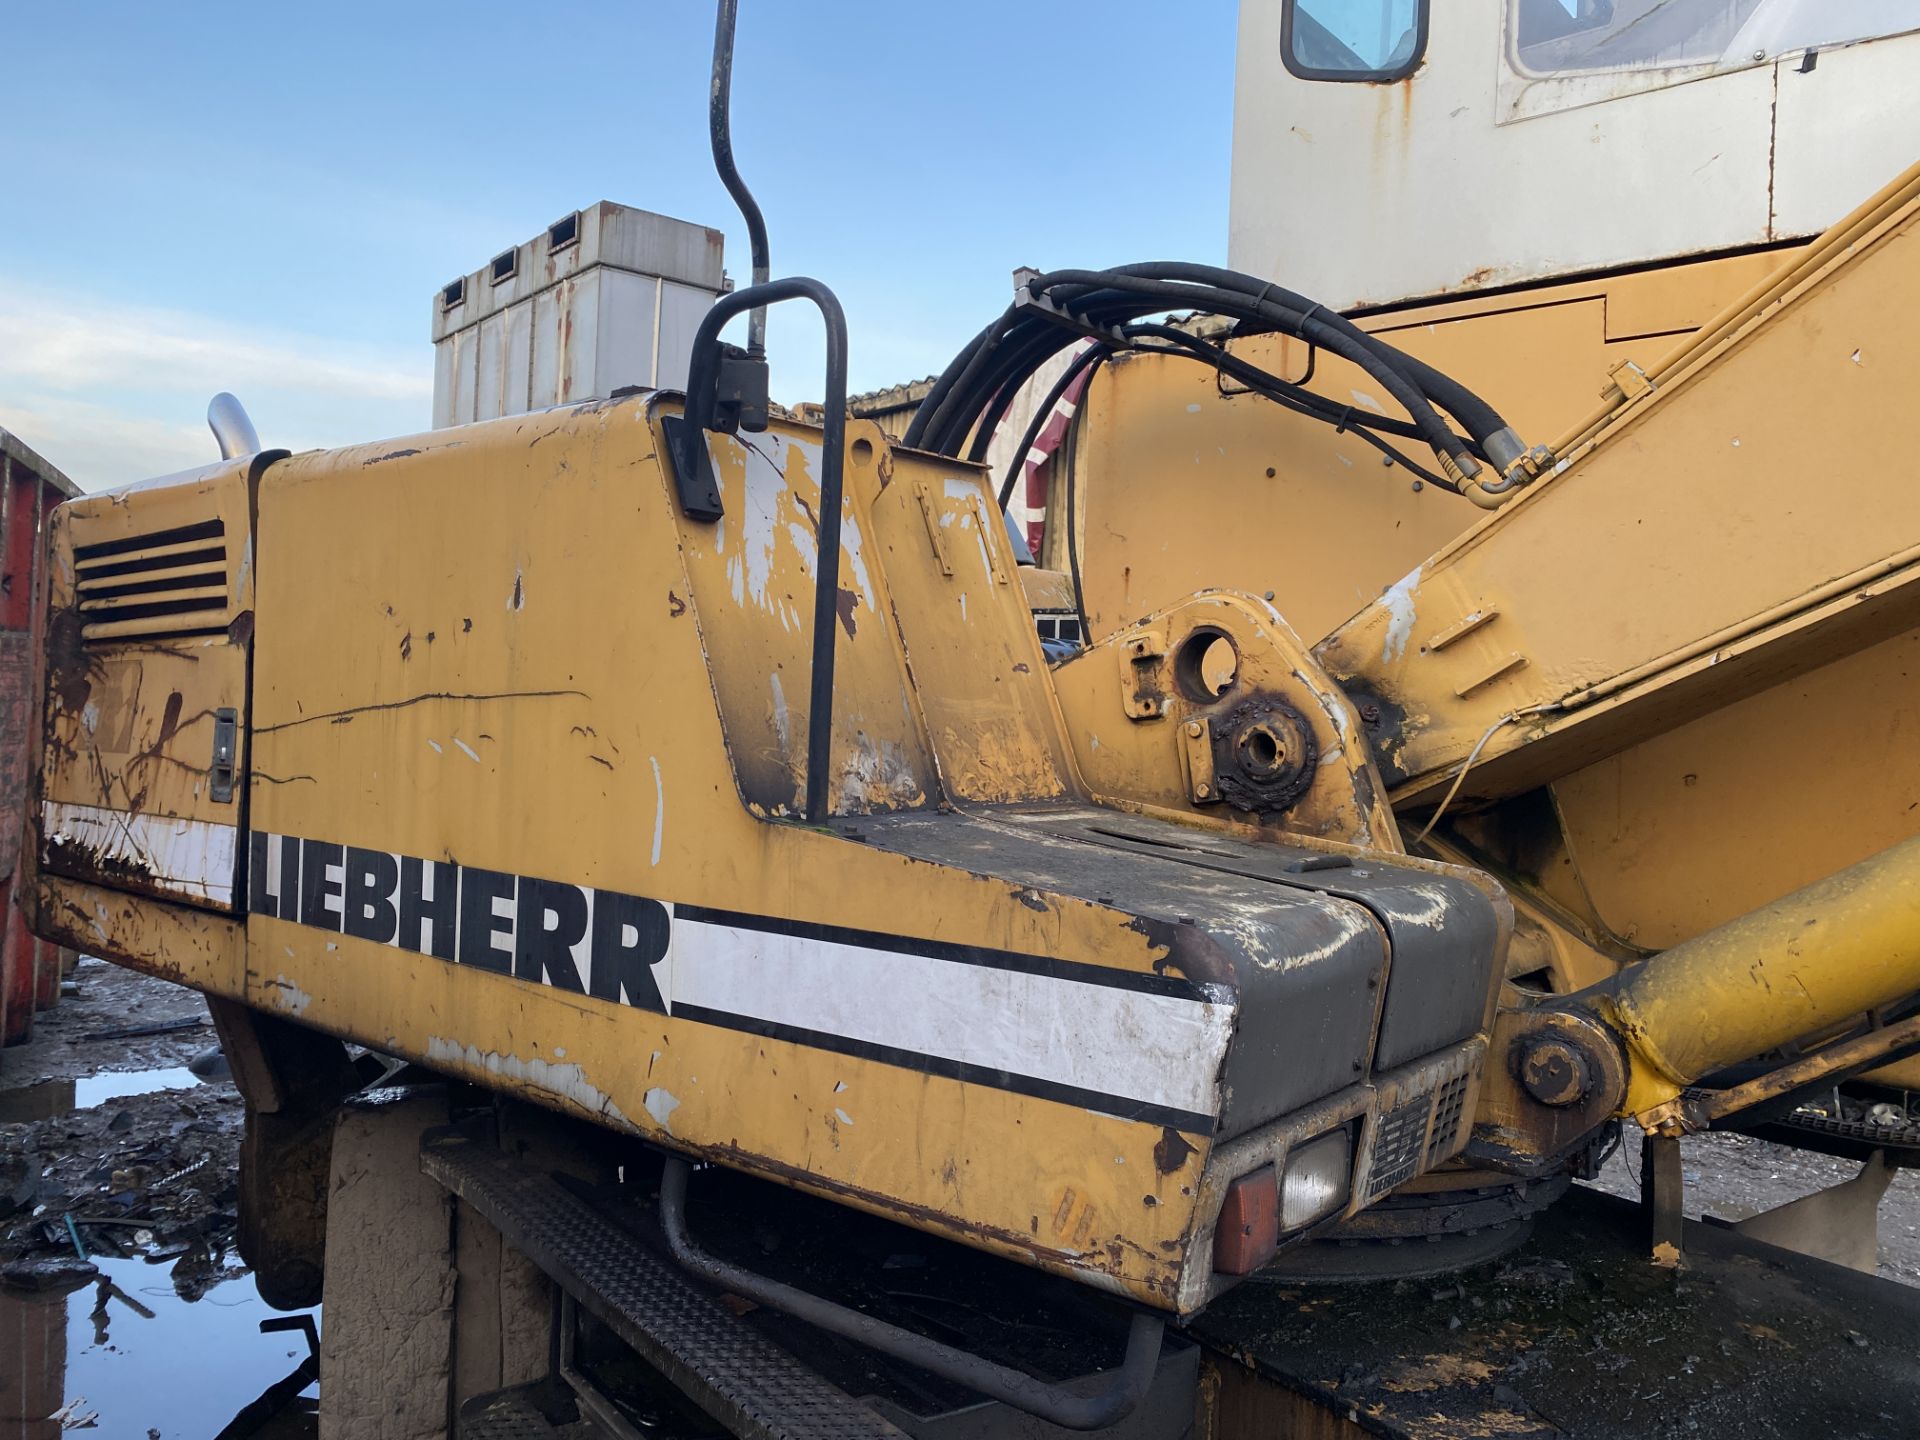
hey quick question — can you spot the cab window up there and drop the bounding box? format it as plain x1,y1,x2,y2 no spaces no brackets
1283,0,1428,82
1512,0,1763,76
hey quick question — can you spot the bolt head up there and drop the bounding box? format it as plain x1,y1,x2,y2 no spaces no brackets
1519,1038,1592,1108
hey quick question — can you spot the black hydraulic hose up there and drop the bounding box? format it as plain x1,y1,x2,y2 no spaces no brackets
916,318,1016,454
1121,325,1461,491
996,343,1111,509
682,277,848,823
930,285,1462,466
965,323,1090,463
710,0,771,356
917,263,1517,475
1028,271,1468,465
903,316,996,449
1120,322,1429,444
1069,262,1512,446
946,306,1467,486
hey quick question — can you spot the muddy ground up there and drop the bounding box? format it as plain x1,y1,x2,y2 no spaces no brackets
0,958,242,1287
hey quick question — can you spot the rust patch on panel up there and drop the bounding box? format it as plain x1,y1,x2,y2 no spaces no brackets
1154,1127,1197,1176
45,606,97,715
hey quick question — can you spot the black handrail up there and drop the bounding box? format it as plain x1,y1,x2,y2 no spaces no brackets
658,1156,1165,1430
679,278,848,824
709,0,771,357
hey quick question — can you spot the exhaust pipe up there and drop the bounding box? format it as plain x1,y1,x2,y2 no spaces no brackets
207,393,262,460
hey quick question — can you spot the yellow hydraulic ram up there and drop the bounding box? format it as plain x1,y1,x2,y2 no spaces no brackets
1608,834,1920,1124
1478,835,1920,1166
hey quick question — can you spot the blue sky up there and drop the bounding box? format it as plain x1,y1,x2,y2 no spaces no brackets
0,2,1236,488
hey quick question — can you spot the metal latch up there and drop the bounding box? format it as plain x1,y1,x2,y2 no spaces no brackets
1118,629,1168,721
210,708,238,804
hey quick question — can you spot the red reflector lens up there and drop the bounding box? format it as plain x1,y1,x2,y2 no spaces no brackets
1212,1164,1280,1275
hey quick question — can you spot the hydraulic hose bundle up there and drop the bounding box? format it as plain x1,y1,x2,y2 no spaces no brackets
908,263,1539,504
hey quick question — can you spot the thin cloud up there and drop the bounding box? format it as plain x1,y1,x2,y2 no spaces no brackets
0,281,433,489
0,281,429,403
0,395,214,489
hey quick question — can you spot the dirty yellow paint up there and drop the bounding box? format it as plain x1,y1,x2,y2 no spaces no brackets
1051,591,1397,849
1062,248,1792,650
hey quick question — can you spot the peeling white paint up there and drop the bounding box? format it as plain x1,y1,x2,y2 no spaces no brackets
1186,403,1203,413
454,739,481,763
730,435,806,622
426,1036,633,1128
1349,388,1385,414
833,1107,855,1127
838,508,875,601
426,738,443,754
649,756,665,867
832,1080,847,1093
1381,566,1422,664
264,975,313,1016
835,734,925,810
40,800,236,907
643,1087,680,1133
769,673,792,755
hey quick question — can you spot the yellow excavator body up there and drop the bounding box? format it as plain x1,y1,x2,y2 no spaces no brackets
26,393,1529,1316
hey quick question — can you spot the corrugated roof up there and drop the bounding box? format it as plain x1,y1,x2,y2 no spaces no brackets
848,376,937,414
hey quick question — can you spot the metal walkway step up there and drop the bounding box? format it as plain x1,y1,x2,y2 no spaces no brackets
457,1386,566,1439
422,1129,909,1440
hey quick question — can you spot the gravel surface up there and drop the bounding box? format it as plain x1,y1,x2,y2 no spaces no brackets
1581,1128,1920,1286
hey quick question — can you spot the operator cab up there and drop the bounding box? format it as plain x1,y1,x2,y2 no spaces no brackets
1235,1,1920,308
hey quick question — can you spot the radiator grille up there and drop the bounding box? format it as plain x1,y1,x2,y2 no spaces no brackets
75,519,230,644
1365,1097,1432,1200
1364,1071,1477,1202
1426,1073,1472,1163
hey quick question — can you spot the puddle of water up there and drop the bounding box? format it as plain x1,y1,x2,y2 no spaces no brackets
0,1255,317,1438
0,1069,203,1126
73,1068,201,1111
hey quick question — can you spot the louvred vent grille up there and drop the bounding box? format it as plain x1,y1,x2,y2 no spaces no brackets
75,519,230,644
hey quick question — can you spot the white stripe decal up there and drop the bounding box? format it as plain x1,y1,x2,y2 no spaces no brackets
41,800,236,906
243,828,1233,1128
666,918,1233,1122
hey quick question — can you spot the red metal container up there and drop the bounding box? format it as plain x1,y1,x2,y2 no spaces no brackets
0,429,79,1046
